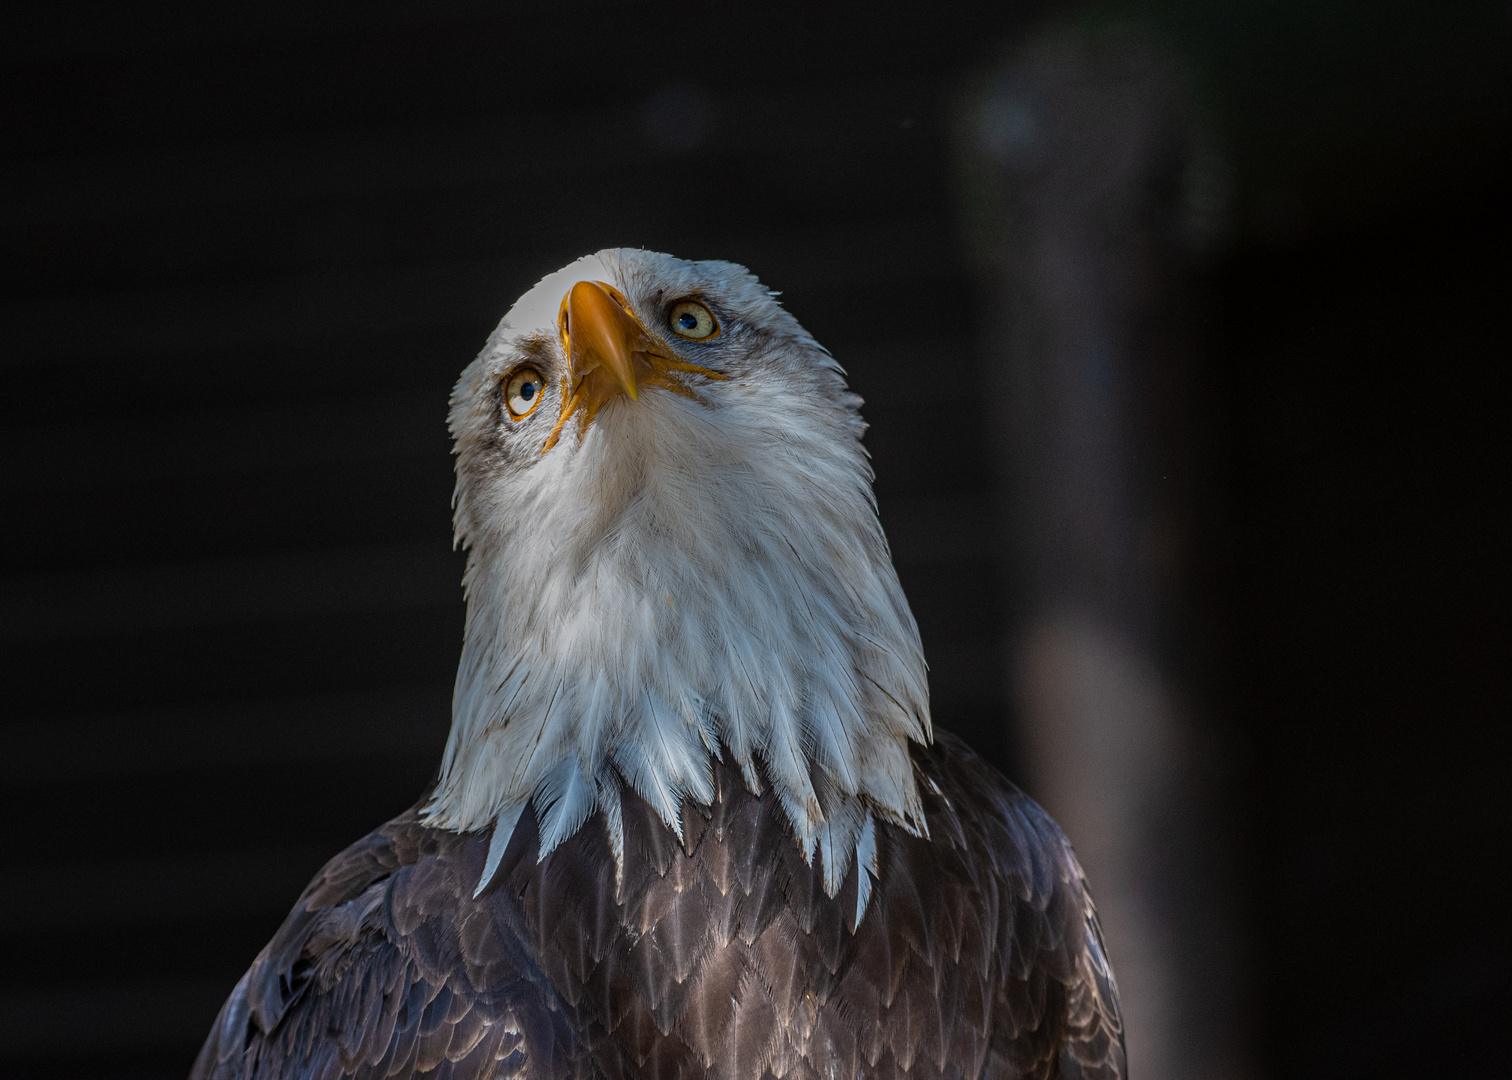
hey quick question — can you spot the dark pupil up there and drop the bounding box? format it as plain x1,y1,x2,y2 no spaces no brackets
678,312,698,330
520,381,536,401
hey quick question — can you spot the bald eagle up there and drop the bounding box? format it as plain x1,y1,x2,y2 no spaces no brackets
192,251,1125,1080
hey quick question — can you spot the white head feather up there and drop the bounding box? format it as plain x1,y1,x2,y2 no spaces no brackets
424,249,931,903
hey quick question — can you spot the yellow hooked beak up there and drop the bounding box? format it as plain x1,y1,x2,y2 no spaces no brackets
542,280,726,453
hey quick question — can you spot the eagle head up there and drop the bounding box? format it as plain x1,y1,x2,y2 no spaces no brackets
426,249,930,899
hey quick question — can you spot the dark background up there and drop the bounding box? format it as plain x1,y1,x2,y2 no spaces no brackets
1,2,1507,1078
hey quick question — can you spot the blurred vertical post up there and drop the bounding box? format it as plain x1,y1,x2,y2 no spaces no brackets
957,24,1250,1080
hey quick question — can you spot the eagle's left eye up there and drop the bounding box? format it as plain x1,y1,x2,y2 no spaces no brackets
505,366,546,419
668,300,719,340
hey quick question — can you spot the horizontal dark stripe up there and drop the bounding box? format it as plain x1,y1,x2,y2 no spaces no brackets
5,606,465,716
0,912,281,1003
1,458,452,577
2,259,512,365
0,975,233,1054
0,542,463,641
1,684,451,783
3,79,938,232
0,325,474,432
0,393,447,492
0,756,439,866
1,1,578,68
0,846,330,932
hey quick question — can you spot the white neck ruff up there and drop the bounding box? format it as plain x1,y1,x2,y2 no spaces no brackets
422,252,931,917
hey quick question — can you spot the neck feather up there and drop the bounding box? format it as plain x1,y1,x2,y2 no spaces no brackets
425,368,931,906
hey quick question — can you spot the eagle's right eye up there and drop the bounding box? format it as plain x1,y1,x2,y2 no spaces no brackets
505,367,546,419
668,299,719,340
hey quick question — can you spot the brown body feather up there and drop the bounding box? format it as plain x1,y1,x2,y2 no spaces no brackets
192,732,1124,1080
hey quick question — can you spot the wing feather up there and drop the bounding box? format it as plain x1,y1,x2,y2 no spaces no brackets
194,732,1123,1080
190,812,590,1080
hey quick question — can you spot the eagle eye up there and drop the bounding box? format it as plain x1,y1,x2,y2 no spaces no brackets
505,366,546,419
668,300,719,340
